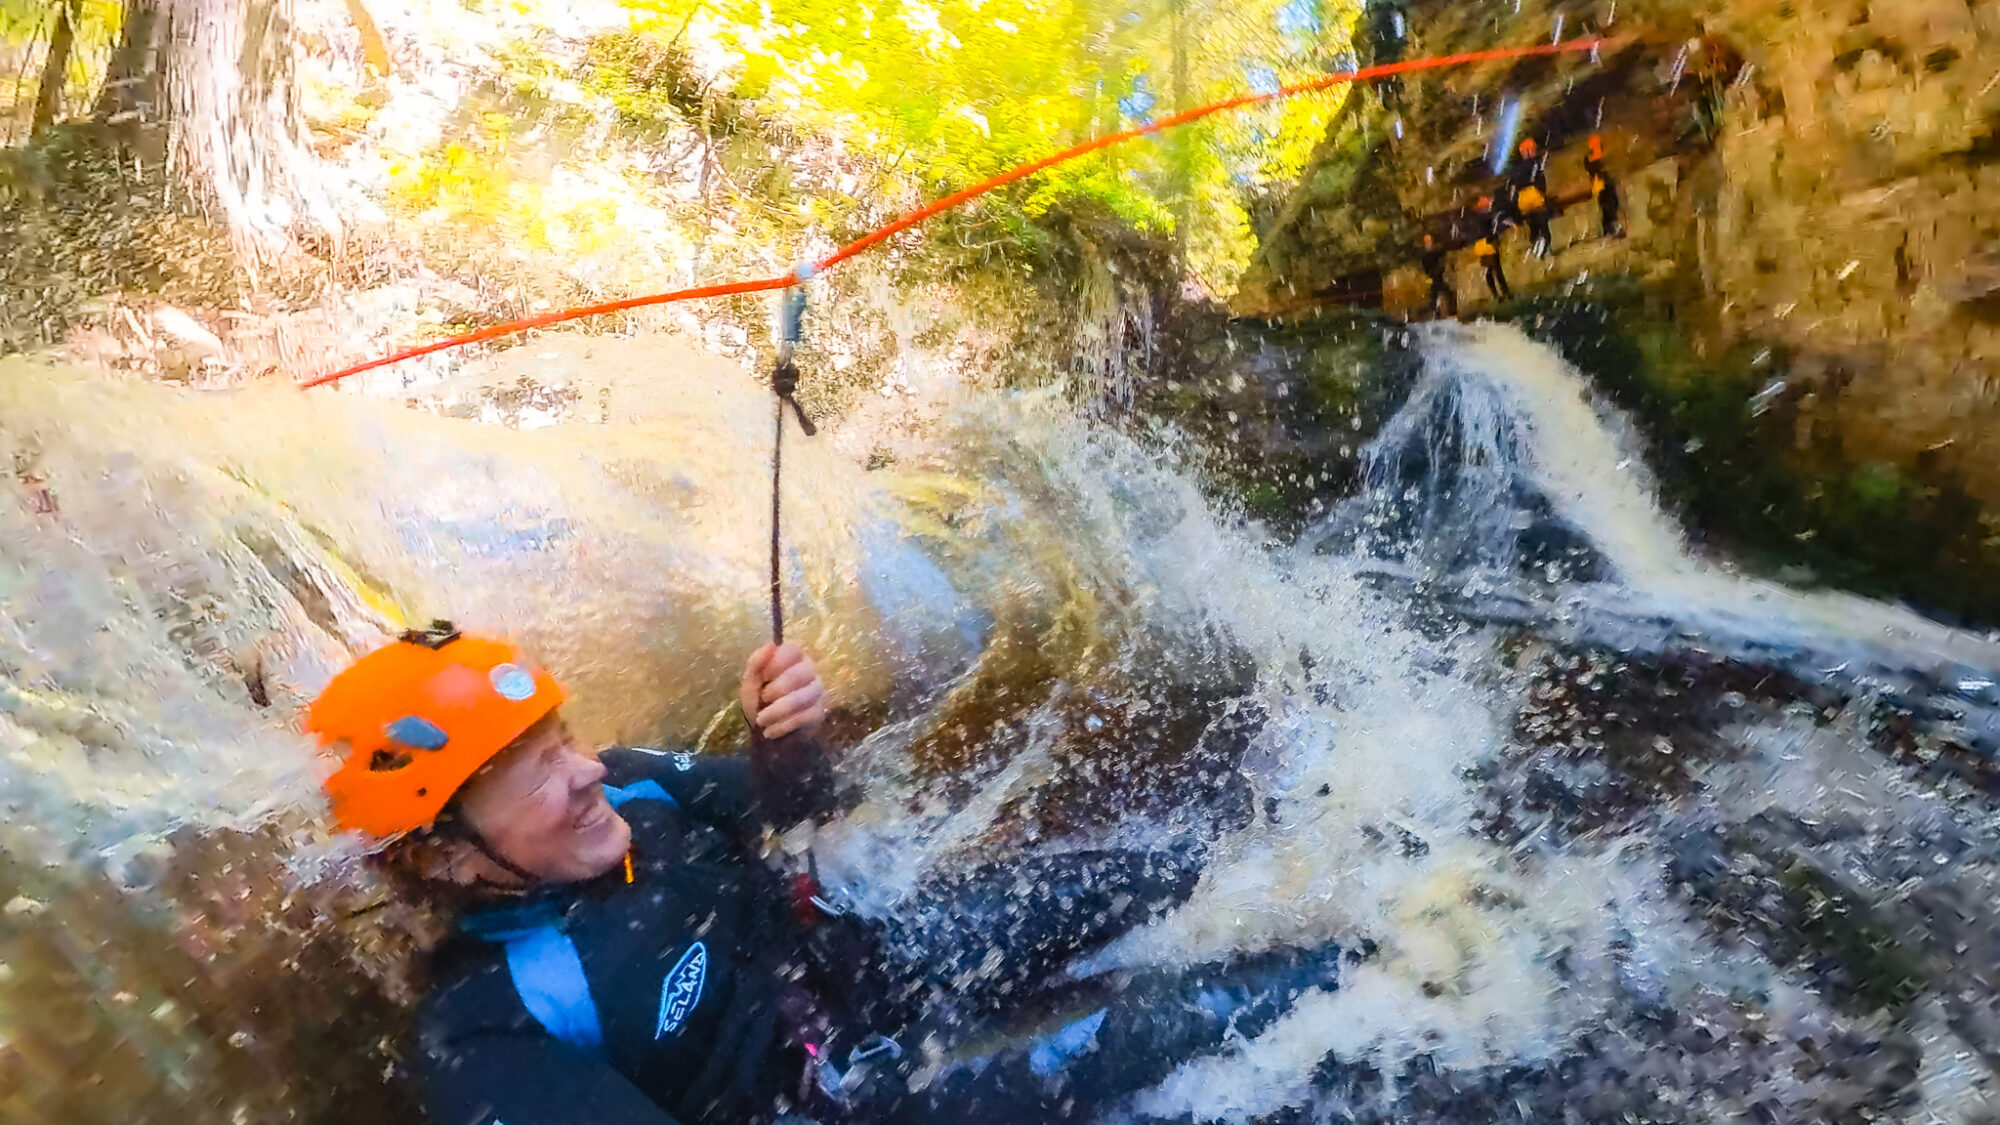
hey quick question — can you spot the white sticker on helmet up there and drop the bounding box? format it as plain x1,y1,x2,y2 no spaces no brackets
490,664,537,702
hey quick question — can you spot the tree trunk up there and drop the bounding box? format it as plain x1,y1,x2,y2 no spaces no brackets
95,0,166,125
31,1,78,137
1169,0,1191,270
92,0,336,266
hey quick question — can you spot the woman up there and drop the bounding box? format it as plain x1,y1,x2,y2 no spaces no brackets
310,622,1335,1124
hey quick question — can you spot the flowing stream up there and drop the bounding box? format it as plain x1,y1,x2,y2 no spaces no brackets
6,321,1999,1122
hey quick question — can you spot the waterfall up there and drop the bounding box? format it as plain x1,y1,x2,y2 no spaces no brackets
10,321,2000,1123
1331,322,2000,752
1372,321,1686,585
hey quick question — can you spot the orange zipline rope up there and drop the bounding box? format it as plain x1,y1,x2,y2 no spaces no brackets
302,37,1610,389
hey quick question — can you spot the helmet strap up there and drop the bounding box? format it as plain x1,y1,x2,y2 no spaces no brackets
430,807,541,887
460,829,541,886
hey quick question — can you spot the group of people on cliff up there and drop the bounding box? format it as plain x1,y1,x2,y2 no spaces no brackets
1420,132,1624,317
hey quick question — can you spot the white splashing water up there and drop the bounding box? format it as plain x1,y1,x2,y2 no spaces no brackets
805,391,1751,1120
1116,323,2000,1121
814,323,2000,1121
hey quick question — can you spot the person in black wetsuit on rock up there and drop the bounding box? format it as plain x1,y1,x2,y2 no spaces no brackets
1363,0,1411,106
1420,233,1456,317
1472,196,1512,301
1586,133,1624,239
1510,137,1553,258
309,623,1341,1125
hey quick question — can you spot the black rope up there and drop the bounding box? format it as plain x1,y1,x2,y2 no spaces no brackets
770,349,815,645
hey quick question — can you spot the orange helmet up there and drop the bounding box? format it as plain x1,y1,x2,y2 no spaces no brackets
1518,138,1538,157
1588,134,1606,161
307,622,565,838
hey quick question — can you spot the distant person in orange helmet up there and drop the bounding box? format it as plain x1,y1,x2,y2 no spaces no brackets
1510,137,1553,257
1585,133,1624,239
1473,196,1512,300
309,622,1259,1125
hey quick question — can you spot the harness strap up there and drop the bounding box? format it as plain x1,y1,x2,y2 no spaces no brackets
493,781,678,1054
504,926,605,1055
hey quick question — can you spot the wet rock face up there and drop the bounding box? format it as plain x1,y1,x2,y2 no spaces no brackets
1135,307,1421,532
0,833,431,1125
1686,0,2000,485
1673,817,1931,1017
1522,292,2000,630
1284,1010,1929,1125
994,670,1265,841
1487,647,1772,834
1235,0,2000,626
1453,636,2000,1119
0,340,959,1124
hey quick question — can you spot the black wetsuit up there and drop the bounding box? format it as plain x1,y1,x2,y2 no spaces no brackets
1420,245,1454,315
1586,157,1623,238
1475,211,1511,300
1364,1,1409,104
1510,153,1552,257
414,737,1235,1125
419,739,840,1125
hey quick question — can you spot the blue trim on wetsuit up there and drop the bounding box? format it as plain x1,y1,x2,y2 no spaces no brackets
1028,1007,1107,1076
604,779,677,808
482,781,680,1054
506,926,605,1055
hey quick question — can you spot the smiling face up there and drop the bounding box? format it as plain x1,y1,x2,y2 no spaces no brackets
453,712,631,884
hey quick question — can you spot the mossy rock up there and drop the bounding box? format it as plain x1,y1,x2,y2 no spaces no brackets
1514,279,2000,629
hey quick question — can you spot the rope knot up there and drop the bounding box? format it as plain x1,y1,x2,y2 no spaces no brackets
772,357,816,436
